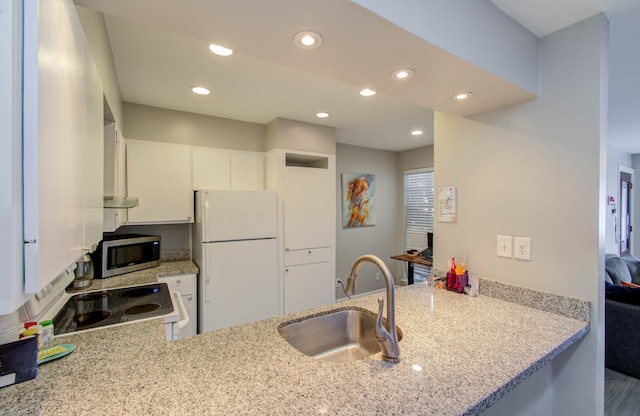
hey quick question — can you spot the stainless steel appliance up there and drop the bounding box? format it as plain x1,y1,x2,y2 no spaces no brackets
91,234,160,278
71,254,94,289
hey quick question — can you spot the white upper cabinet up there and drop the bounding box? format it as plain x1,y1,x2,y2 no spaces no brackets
192,147,264,191
231,152,264,190
1,0,104,312
126,140,193,224
82,46,104,249
103,122,127,232
0,0,28,313
192,147,230,190
283,165,334,251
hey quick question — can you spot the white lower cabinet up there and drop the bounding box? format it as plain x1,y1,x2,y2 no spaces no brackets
158,274,197,339
283,248,333,314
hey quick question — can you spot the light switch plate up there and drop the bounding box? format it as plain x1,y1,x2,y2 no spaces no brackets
497,235,513,258
514,237,532,260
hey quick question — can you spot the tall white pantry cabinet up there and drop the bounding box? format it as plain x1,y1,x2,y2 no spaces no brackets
266,150,336,314
1,0,104,314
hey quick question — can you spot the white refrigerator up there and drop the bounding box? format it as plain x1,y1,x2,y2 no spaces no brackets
193,190,279,334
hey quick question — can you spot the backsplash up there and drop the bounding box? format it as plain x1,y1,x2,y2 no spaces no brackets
432,267,590,322
160,249,190,261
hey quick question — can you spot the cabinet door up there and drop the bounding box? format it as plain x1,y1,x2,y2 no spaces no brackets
22,0,102,294
158,273,197,338
127,140,193,224
0,0,29,312
192,147,230,190
81,48,104,249
180,293,197,339
230,152,263,190
103,128,127,232
283,166,333,250
284,262,333,314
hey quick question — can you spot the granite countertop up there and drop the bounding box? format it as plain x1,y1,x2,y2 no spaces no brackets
67,259,199,292
0,282,588,416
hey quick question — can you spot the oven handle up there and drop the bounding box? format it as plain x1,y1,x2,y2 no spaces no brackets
171,290,190,330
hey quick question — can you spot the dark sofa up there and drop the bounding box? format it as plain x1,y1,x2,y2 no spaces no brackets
605,253,640,379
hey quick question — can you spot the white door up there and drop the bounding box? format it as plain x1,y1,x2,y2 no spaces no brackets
127,140,193,224
199,190,277,242
200,238,279,333
192,147,230,190
231,152,264,190
283,166,333,251
284,261,333,314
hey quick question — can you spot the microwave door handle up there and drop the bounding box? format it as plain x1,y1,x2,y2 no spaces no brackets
172,290,190,330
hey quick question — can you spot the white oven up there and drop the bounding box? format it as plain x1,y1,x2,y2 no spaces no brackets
20,268,188,342
166,290,190,341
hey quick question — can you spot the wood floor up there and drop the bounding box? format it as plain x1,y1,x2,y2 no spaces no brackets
605,368,640,416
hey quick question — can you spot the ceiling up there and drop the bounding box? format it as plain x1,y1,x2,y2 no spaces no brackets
75,0,639,154
491,0,640,154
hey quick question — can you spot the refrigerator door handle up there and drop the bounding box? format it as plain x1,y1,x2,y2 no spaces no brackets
204,275,211,303
203,194,210,241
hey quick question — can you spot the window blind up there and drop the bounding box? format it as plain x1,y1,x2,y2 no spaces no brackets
404,168,434,281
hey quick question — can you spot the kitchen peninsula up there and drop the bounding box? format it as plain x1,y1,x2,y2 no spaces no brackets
0,282,588,415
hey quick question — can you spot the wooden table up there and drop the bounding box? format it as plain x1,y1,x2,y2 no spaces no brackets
391,254,433,285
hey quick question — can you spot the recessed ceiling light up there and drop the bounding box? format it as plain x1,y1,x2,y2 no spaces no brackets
208,43,233,57
360,88,376,97
452,92,473,101
191,86,210,95
293,31,323,49
316,112,330,118
411,130,423,136
391,68,415,80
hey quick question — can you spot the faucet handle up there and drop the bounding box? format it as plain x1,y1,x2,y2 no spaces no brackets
375,297,389,343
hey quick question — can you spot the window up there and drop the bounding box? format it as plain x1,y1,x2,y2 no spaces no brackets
404,168,434,281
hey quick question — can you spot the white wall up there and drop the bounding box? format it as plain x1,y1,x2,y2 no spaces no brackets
352,0,540,94
265,118,336,155
634,154,640,256
605,144,633,254
335,143,398,298
122,102,265,152
434,14,607,416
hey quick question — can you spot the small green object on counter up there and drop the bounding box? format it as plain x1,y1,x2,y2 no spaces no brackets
38,344,75,365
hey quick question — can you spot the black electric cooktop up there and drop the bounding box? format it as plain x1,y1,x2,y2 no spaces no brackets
53,283,174,335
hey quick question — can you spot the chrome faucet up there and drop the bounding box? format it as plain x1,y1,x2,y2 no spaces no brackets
345,254,400,363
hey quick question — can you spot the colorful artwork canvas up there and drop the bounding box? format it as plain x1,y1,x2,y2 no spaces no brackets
342,173,376,228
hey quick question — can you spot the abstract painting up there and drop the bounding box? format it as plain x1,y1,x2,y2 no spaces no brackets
342,173,376,228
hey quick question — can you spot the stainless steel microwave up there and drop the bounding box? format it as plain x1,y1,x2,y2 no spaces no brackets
91,234,161,278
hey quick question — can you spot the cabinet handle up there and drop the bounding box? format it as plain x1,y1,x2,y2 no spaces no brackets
308,250,312,254
285,269,289,272
176,279,181,284
187,296,193,301
187,216,192,220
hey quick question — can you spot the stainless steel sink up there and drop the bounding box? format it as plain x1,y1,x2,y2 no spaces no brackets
278,307,402,363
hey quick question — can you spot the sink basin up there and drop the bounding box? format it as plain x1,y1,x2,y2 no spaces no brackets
278,307,402,363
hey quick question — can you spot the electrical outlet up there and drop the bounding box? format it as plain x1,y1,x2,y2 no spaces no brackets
514,237,532,260
336,278,342,288
497,235,513,258
376,272,381,281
